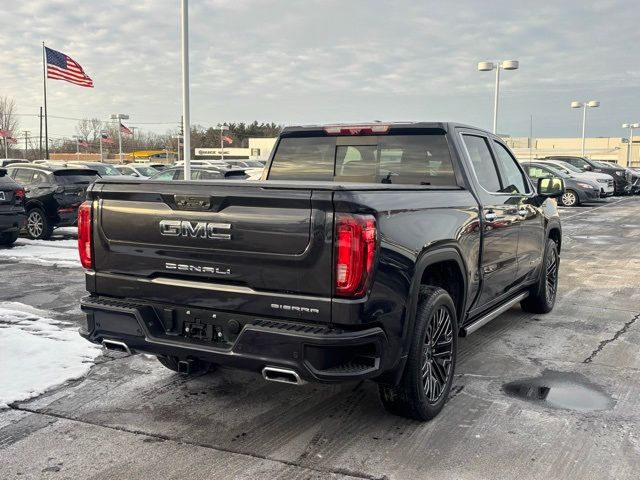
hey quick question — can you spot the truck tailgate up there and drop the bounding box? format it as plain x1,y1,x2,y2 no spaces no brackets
90,181,334,320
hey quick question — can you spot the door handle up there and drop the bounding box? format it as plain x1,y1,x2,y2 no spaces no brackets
484,211,497,221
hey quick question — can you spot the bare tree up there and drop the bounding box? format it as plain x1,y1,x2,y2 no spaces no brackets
75,117,103,144
0,95,20,136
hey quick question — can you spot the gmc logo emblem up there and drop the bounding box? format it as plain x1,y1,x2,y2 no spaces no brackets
159,220,231,240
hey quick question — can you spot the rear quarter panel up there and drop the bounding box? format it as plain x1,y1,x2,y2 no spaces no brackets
333,189,480,360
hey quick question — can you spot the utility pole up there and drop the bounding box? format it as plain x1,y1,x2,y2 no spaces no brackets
22,130,30,159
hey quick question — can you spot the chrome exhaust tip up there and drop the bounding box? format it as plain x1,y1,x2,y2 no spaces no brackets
262,366,305,385
102,339,132,355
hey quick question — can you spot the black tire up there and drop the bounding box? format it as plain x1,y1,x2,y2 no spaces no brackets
560,189,579,207
0,231,19,246
379,286,458,421
156,355,212,375
521,238,559,314
26,208,53,240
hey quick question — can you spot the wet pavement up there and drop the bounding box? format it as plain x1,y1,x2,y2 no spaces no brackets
1,197,640,479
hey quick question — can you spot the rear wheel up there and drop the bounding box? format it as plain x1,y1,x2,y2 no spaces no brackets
379,287,457,421
156,355,212,375
0,231,19,246
560,190,579,207
521,238,559,314
26,208,53,240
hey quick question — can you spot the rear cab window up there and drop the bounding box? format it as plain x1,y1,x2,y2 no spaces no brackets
267,130,459,187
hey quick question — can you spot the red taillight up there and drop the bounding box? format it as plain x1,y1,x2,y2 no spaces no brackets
77,201,93,269
324,124,390,136
335,214,377,297
14,188,25,204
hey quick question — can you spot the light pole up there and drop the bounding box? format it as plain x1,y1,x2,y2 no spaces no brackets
571,101,599,157
622,123,639,167
72,135,80,158
478,60,519,134
217,124,229,160
110,113,129,162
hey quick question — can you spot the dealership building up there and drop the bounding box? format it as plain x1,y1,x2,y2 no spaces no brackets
504,136,639,166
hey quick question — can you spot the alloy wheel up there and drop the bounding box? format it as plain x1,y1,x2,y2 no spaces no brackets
545,247,558,302
421,306,454,403
27,211,44,238
561,192,577,206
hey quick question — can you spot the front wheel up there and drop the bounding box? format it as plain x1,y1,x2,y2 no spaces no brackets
26,208,53,240
560,190,579,207
521,238,559,314
379,286,457,421
0,231,19,246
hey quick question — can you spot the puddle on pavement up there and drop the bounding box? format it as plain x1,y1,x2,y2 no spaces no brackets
502,370,615,412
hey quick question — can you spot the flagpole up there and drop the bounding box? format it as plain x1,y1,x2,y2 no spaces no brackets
181,0,192,180
42,42,49,160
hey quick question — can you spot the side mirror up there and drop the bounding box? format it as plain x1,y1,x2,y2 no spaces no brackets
131,172,139,177
583,165,593,171
537,177,565,198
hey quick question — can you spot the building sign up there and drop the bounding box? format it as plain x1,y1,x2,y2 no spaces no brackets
194,147,250,157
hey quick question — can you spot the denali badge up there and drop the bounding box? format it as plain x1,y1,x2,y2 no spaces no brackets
166,262,231,275
159,220,231,240
271,303,320,314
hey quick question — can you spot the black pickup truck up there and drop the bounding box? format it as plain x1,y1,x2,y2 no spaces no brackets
79,122,564,421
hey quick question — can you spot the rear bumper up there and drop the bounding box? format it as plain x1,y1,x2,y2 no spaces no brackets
0,209,25,233
80,295,388,383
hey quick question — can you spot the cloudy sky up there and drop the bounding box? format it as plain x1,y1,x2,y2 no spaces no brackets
2,0,639,142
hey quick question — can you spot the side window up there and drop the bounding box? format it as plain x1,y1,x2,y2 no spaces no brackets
152,170,176,181
31,171,50,185
12,169,34,185
197,170,223,180
527,166,552,178
492,142,529,194
461,135,501,192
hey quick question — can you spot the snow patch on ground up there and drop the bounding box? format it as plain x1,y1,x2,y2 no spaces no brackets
0,239,79,268
0,302,101,408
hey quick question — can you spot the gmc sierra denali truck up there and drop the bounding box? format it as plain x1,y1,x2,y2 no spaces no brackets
79,122,564,421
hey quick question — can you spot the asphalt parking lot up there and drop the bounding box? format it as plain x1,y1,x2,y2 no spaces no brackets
1,197,639,480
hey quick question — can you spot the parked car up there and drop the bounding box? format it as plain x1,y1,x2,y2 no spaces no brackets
224,160,265,169
523,162,599,206
592,161,640,194
6,164,98,239
534,159,614,197
174,159,230,169
148,166,248,181
0,159,29,168
79,122,564,421
68,161,127,177
114,164,158,179
543,156,631,194
0,167,25,245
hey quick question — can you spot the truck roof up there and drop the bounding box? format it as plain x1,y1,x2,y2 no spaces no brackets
280,122,485,135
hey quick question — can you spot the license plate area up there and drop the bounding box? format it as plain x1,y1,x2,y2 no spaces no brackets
154,305,243,347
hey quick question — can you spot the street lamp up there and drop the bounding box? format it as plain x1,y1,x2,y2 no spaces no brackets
217,124,229,161
622,123,640,167
110,113,129,162
571,101,599,156
478,60,519,134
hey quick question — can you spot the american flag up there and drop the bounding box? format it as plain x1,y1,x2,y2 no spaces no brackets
223,135,233,145
100,132,115,144
120,123,132,135
0,129,10,138
45,47,94,88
